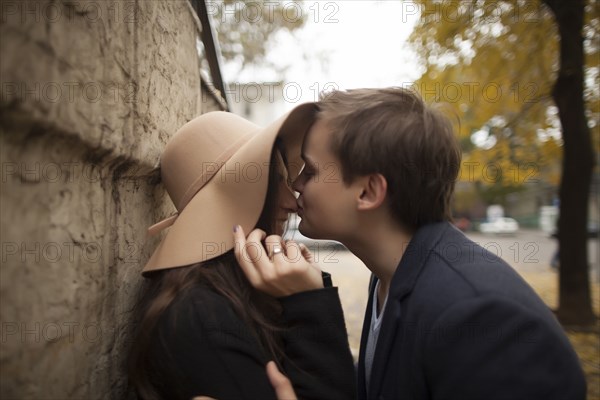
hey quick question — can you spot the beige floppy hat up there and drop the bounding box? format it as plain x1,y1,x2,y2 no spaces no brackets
142,103,317,275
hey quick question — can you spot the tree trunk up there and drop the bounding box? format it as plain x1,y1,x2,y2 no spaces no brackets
543,0,596,326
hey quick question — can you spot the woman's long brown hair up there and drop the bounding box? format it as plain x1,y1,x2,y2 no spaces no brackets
129,142,288,400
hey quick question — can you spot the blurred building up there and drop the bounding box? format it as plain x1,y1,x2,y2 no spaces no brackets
228,81,288,125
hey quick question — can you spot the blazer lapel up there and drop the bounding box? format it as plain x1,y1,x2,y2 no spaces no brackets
367,294,402,399
357,274,377,400
365,222,451,399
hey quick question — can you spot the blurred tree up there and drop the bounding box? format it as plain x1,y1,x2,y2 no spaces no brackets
208,0,308,75
409,0,598,325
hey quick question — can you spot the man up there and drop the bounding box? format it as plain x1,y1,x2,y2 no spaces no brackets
235,88,586,399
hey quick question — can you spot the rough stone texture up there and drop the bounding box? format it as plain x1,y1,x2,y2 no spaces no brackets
0,1,223,398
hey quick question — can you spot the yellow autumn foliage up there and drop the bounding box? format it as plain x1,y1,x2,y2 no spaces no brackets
408,0,599,188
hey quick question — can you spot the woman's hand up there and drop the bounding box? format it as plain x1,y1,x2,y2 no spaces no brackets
233,225,324,297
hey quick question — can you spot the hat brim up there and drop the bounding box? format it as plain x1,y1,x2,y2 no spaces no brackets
142,103,317,274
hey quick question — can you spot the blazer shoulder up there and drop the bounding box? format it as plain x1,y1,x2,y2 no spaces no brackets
422,294,586,398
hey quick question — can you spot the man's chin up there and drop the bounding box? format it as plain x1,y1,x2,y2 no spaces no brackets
299,223,323,241
298,222,313,238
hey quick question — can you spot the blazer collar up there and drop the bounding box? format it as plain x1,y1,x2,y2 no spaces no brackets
388,221,451,300
357,274,377,400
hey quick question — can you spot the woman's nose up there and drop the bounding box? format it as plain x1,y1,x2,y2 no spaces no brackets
281,186,299,212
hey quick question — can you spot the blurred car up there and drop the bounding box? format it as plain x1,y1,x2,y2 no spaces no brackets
479,217,520,234
453,217,472,232
283,216,346,251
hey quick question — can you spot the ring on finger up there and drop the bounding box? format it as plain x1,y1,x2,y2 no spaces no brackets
271,245,283,260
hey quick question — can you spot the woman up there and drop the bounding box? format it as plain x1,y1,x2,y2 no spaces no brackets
129,105,356,400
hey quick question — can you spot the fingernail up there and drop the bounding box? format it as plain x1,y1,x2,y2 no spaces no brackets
233,225,238,232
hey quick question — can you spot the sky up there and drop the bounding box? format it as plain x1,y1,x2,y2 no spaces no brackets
222,1,423,112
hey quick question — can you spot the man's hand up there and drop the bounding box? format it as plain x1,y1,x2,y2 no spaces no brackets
267,361,297,400
233,225,324,297
191,362,296,400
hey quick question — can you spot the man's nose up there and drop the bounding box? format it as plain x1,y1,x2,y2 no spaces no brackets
292,176,302,193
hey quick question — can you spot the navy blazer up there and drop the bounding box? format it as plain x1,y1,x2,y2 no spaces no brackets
357,222,586,400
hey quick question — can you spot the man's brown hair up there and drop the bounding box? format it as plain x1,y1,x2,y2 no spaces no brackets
317,87,461,231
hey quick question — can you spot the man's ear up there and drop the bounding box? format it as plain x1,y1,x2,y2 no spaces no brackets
357,173,387,211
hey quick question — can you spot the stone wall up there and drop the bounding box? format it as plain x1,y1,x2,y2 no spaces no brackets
0,1,223,398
